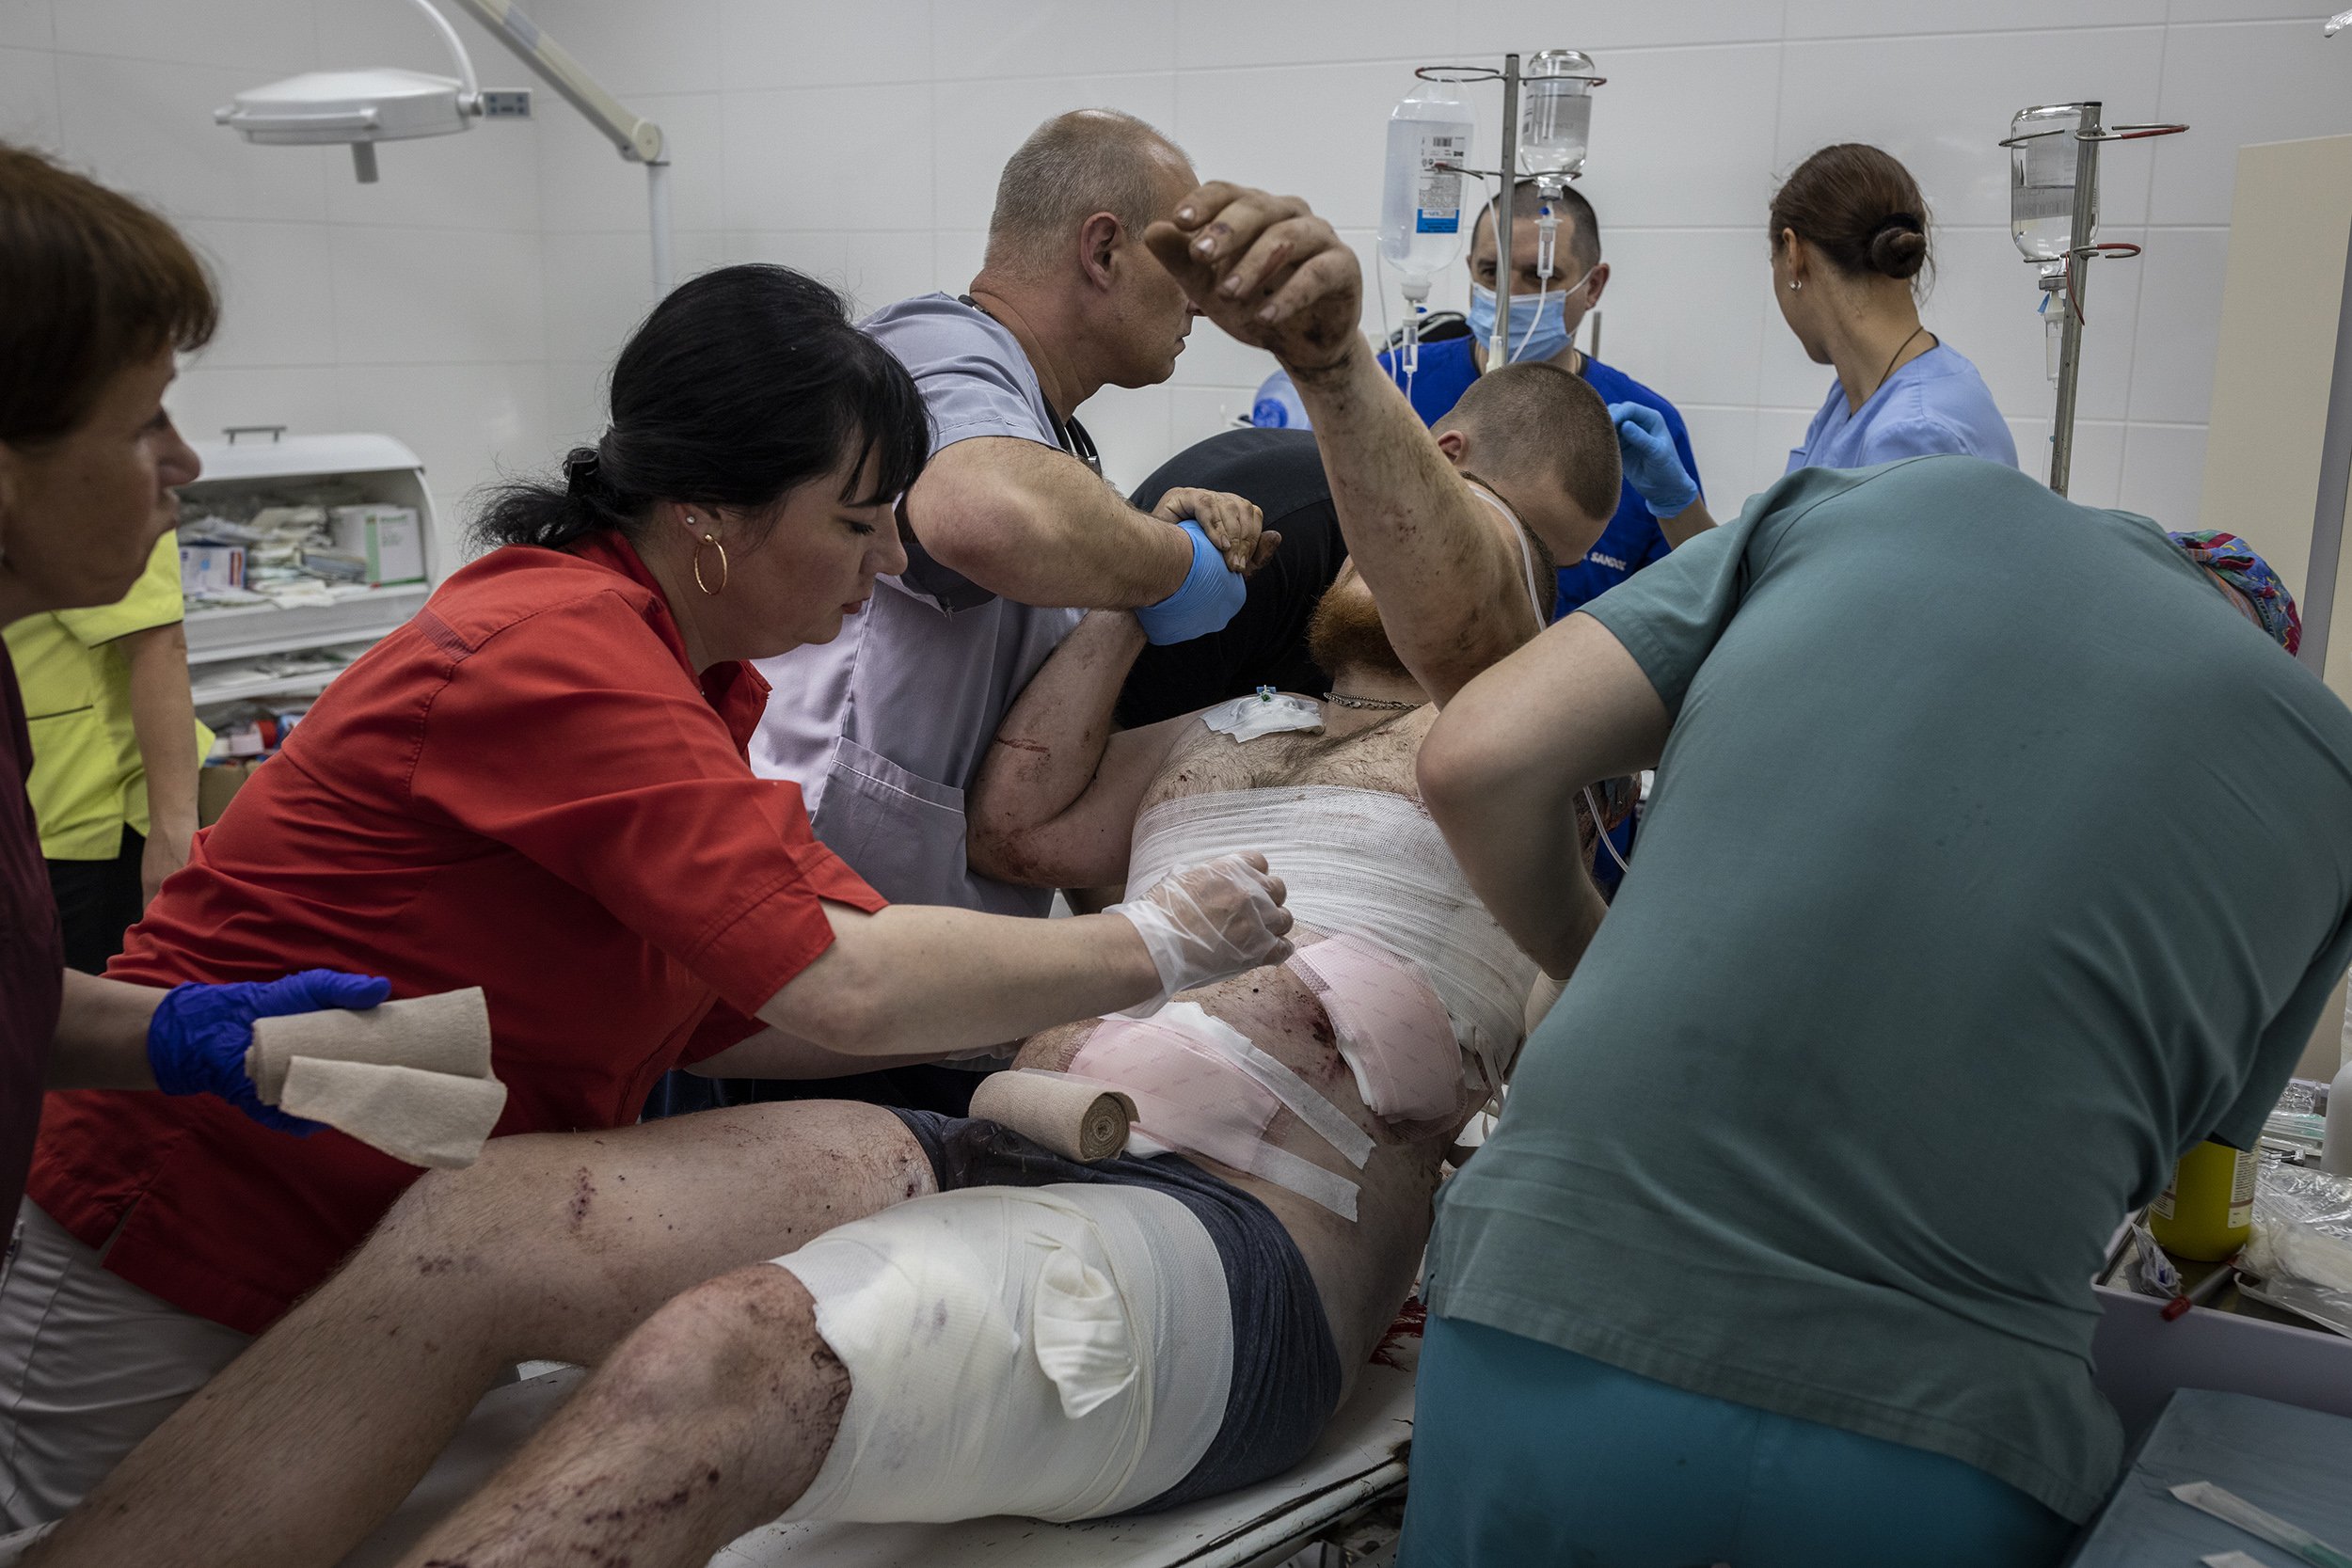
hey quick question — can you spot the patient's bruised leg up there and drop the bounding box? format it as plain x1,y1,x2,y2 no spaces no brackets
391,1264,848,1568
29,1101,930,1568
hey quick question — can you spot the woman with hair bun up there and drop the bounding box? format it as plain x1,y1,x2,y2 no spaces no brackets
1770,142,2015,473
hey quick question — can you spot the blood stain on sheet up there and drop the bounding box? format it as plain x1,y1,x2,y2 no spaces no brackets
1370,1296,1427,1369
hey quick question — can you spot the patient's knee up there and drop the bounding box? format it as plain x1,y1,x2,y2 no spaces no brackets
604,1266,845,1426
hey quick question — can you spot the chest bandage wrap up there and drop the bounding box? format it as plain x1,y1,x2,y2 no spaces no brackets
1124,786,1535,1096
1071,1003,1366,1220
774,1182,1231,1523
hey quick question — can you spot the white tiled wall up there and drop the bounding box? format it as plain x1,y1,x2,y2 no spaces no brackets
7,0,2350,555
2,0,548,562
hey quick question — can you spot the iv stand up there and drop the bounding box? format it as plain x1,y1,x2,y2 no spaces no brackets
1492,55,1520,370
2046,101,2103,498
2003,105,2185,496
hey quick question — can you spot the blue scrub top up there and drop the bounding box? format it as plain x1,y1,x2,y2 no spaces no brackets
1375,335,1700,619
1788,343,2016,474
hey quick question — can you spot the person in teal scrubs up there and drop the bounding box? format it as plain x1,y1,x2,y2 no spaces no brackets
1405,456,2352,1566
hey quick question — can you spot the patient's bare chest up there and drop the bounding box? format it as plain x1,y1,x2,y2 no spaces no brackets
1137,705,1434,814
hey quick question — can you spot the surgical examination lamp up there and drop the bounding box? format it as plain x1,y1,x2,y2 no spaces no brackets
215,0,675,297
2000,103,2185,497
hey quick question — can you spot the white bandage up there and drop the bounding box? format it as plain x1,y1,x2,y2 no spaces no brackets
1287,934,1462,1124
1202,691,1324,742
1072,1004,1364,1220
1122,786,1535,1095
772,1184,1232,1524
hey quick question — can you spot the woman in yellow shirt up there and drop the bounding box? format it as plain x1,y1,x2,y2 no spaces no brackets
3,530,207,972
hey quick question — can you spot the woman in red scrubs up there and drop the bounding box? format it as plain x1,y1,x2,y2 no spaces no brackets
6,261,1291,1523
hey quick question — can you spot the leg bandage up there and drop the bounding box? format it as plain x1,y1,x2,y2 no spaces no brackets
1285,934,1462,1124
772,1183,1232,1523
1070,1004,1365,1220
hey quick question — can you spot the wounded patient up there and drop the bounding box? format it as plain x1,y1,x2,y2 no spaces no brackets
26,184,1627,1568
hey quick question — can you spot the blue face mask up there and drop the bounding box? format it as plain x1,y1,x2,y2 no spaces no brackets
1465,275,1588,364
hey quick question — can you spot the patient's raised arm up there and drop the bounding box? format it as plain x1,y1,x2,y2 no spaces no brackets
967,610,1193,889
1146,183,1534,705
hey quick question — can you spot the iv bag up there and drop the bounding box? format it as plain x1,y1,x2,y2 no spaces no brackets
1519,51,1597,185
1379,78,1475,294
2010,103,2093,262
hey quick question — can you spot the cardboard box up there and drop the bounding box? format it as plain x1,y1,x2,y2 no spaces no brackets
179,541,246,594
197,758,262,827
328,504,426,586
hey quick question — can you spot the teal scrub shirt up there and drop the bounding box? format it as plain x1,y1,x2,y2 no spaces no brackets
1425,456,2352,1522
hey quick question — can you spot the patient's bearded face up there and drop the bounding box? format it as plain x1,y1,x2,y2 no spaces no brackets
1308,563,1411,679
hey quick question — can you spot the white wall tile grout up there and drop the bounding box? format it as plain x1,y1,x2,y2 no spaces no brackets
13,3,2346,524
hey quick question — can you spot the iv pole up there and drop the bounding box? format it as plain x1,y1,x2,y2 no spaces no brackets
1414,52,1602,369
2045,101,2103,498
2002,106,2185,496
1491,55,1520,370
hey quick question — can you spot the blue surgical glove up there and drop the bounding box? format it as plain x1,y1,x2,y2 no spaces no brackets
1610,401,1698,519
147,969,394,1135
1133,520,1247,645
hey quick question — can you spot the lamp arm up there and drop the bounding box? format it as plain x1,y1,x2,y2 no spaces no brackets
402,0,480,108
440,0,665,164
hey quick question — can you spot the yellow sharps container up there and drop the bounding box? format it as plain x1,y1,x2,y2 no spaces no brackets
2147,1139,2259,1262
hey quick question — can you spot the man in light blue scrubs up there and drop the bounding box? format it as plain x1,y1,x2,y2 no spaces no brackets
1406,456,2352,1566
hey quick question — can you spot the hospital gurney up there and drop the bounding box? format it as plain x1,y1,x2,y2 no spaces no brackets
335,1338,1418,1568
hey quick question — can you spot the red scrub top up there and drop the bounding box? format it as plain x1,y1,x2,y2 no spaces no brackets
0,644,64,1232
28,534,883,1333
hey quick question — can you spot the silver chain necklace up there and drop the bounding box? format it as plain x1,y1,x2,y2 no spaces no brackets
1323,690,1421,712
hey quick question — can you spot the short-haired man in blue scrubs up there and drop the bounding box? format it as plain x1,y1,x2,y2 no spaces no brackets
1256,182,1708,623
1405,182,1709,619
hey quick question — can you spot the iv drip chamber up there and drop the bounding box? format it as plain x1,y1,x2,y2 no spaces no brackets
1379,78,1476,295
1518,50,1597,183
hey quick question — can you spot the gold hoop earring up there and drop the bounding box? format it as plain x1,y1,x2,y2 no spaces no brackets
692,531,729,595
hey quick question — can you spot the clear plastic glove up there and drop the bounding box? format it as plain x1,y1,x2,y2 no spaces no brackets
1107,852,1295,1017
1133,520,1248,645
147,969,394,1134
1610,401,1698,519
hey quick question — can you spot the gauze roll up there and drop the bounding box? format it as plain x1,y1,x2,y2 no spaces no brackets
245,988,506,1168
1107,853,1294,1018
968,1069,1136,1163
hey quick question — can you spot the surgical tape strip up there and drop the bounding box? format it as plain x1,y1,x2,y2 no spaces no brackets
1072,1005,1363,1221
1123,786,1535,1096
1286,934,1462,1125
774,1183,1231,1523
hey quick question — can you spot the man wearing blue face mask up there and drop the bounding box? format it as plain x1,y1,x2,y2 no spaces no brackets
1373,182,1708,621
